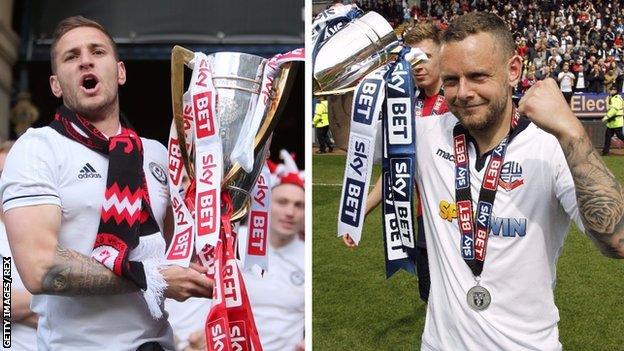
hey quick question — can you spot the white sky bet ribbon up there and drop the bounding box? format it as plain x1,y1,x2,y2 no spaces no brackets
165,91,197,267
382,47,417,277
337,65,388,244
165,119,195,267
187,52,222,251
240,164,271,271
181,91,196,154
230,48,305,173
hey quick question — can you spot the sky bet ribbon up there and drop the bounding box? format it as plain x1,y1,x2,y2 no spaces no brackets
311,4,363,66
337,65,388,245
382,47,417,277
453,109,520,276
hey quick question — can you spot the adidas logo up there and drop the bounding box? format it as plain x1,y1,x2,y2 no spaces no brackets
78,163,102,179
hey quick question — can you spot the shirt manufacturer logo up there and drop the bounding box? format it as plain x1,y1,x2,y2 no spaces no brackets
78,163,102,179
436,148,455,162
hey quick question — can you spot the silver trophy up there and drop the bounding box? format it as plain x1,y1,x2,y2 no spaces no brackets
313,11,428,96
171,46,299,222
314,12,399,95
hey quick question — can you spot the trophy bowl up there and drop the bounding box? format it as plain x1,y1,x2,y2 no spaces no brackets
313,11,399,95
171,45,300,223
313,11,429,96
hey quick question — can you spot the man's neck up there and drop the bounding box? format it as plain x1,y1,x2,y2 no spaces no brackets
75,102,121,137
468,100,513,157
423,80,443,97
269,232,296,249
92,118,121,138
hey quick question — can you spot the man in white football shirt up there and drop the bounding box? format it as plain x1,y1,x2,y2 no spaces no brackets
413,12,624,350
0,16,213,351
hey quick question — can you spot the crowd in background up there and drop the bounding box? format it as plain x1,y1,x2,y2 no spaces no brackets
344,0,624,95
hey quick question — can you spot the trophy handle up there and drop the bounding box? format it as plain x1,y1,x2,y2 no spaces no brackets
224,62,301,222
171,45,196,179
314,86,357,96
254,63,300,149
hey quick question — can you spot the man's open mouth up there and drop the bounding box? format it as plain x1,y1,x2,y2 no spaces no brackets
81,74,99,91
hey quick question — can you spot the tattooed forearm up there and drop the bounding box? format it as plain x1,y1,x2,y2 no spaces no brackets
562,135,624,258
40,246,139,295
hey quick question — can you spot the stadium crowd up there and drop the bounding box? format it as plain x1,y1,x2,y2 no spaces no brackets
348,0,624,94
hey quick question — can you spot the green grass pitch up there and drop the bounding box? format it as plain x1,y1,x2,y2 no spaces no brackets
312,154,624,350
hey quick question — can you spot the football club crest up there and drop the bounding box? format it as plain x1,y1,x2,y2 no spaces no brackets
499,161,524,191
149,162,168,186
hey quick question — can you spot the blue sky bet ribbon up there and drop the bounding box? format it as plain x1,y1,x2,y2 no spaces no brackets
311,5,363,68
382,47,417,277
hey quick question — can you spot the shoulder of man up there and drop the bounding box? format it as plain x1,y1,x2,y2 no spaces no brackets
11,126,64,155
140,137,169,163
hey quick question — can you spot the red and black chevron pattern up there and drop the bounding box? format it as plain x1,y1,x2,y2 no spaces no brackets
50,105,160,290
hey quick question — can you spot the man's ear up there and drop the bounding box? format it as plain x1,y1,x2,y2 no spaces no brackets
117,61,126,85
508,54,523,88
49,75,63,98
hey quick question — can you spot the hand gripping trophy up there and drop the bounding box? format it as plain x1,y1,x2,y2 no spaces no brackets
312,6,427,277
166,45,303,351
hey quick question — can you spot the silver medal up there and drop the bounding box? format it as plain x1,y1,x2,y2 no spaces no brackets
467,285,491,311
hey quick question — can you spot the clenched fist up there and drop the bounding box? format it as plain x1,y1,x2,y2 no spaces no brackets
517,78,585,140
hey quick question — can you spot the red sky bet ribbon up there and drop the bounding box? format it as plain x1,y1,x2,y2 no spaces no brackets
50,105,166,318
164,93,196,267
453,108,520,276
239,164,272,272
189,53,223,252
206,193,262,351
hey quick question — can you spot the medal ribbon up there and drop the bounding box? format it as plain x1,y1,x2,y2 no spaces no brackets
382,47,417,277
337,65,388,244
453,108,519,276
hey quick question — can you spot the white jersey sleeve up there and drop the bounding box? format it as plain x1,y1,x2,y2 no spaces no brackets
552,143,585,233
1,128,61,212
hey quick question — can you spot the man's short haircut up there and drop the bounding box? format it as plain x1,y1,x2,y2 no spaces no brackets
403,21,441,46
441,12,515,60
50,16,118,73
